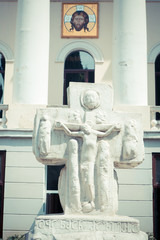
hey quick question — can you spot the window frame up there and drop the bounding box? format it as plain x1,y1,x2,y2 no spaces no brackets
0,151,6,239
63,50,95,105
45,165,63,214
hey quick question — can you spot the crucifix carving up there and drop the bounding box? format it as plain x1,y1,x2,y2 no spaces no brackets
33,83,144,215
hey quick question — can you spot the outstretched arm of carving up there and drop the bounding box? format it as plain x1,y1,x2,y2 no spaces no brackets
97,123,121,138
55,121,82,137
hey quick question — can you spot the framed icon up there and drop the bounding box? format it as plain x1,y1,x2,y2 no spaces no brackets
61,3,99,38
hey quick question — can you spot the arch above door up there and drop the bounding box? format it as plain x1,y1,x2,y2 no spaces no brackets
56,41,104,63
0,41,14,61
148,42,160,63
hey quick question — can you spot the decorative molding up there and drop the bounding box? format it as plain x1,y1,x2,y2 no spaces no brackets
56,41,104,63
148,42,160,63
0,0,160,2
0,41,14,61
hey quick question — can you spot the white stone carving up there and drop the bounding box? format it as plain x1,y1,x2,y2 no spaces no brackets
54,120,120,214
31,83,147,240
38,115,51,156
122,119,138,160
97,140,118,215
30,215,147,240
81,89,100,110
151,119,158,130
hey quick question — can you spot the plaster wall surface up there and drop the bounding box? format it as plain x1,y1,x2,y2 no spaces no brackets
146,2,160,105
0,135,45,239
48,2,113,105
0,1,160,106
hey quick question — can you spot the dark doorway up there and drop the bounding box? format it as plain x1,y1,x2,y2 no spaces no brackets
155,54,160,120
46,165,64,214
64,51,95,105
0,152,5,238
152,154,160,239
0,53,5,104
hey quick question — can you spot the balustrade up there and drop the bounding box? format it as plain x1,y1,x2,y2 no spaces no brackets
0,104,8,128
150,106,160,130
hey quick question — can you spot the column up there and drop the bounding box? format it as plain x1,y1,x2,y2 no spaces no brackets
112,0,148,105
13,0,50,104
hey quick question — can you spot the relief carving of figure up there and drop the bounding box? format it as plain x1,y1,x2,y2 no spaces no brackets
122,119,138,160
55,120,120,213
81,89,100,110
31,84,146,240
38,115,51,156
54,89,121,214
97,140,118,215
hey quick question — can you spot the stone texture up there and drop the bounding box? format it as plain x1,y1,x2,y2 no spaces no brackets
29,215,147,240
30,83,146,239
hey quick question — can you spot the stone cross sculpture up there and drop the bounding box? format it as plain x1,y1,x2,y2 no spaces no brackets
31,83,147,240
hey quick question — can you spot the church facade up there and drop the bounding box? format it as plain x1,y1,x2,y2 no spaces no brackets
0,0,160,239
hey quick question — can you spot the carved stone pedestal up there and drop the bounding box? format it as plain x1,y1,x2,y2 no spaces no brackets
29,214,147,240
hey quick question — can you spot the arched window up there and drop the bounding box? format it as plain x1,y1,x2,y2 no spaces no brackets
64,50,95,104
155,54,160,119
0,53,5,104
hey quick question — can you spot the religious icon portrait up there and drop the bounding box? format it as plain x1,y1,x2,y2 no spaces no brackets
61,3,98,38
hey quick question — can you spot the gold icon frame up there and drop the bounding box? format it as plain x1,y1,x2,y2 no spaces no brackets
61,3,99,38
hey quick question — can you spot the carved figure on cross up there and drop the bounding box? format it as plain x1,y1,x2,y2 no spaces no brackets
33,83,144,215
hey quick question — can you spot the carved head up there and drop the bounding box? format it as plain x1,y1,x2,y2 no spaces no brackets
95,110,107,124
40,115,50,123
81,89,100,110
125,119,137,133
81,123,92,135
68,110,81,123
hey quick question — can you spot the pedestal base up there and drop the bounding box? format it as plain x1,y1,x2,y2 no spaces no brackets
29,214,147,240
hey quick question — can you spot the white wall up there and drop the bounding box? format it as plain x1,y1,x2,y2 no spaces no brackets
0,1,160,106
46,2,113,105
146,2,160,105
117,152,153,232
0,134,45,239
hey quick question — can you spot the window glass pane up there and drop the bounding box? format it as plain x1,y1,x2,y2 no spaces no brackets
155,71,160,106
0,184,2,209
47,165,64,190
65,51,94,70
46,193,63,214
0,185,2,238
79,51,94,70
88,71,94,83
156,157,160,185
155,54,160,72
64,50,95,105
155,54,160,119
66,72,85,87
0,157,1,180
0,53,5,105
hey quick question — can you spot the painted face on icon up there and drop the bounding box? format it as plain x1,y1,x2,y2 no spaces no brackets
70,11,89,32
73,15,85,31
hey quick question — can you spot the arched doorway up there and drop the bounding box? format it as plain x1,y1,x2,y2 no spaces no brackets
0,53,5,104
63,50,95,104
155,54,160,119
